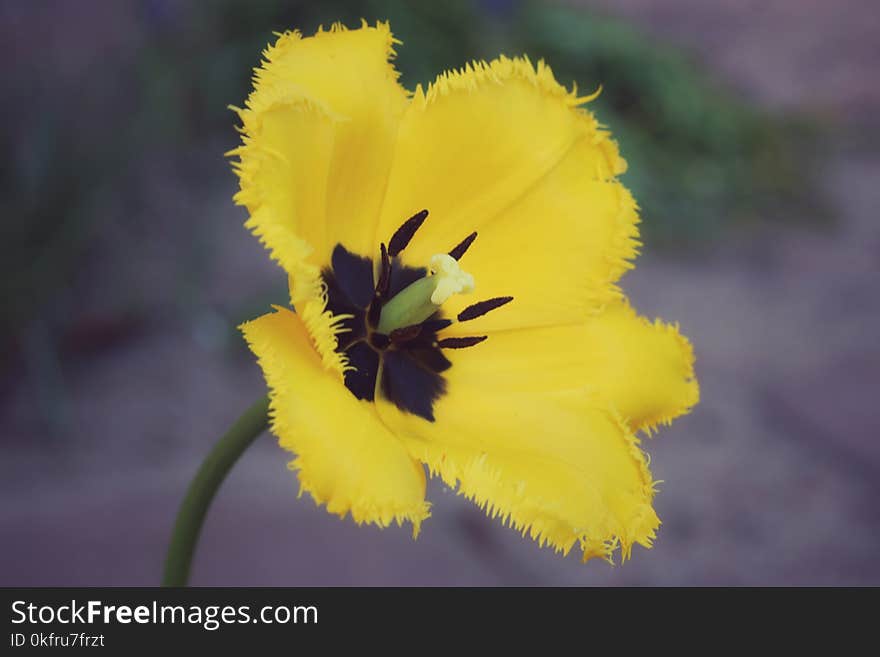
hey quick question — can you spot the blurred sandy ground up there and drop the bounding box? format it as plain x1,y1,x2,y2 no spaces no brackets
1,0,878,585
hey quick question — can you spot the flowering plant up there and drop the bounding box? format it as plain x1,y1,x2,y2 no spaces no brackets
163,21,698,585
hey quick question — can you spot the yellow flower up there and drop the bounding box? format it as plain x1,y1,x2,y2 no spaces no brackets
230,21,698,563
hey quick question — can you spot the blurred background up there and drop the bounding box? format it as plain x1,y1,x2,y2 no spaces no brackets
1,0,878,586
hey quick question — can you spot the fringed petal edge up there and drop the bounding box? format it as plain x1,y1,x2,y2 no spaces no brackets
635,317,700,436
407,407,660,564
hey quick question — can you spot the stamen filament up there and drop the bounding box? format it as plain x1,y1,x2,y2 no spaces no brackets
390,324,423,343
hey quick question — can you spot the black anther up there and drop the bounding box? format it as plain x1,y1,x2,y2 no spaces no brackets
448,231,477,260
388,209,429,257
436,336,487,349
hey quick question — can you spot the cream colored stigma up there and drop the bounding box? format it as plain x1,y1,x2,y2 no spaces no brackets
427,254,475,304
377,254,475,334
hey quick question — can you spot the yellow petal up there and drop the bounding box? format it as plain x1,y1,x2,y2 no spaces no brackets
231,96,336,292
376,370,659,562
240,306,430,533
445,300,699,434
231,21,407,274
580,301,699,433
376,56,637,331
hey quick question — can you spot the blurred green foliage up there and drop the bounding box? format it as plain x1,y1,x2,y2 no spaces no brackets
2,0,824,339
512,4,823,245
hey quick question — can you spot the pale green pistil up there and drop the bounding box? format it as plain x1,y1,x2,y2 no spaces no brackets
377,254,475,334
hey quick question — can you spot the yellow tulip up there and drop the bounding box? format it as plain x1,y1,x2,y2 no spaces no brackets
230,21,698,563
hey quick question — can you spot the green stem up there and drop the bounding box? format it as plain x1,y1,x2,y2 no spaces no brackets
162,396,270,586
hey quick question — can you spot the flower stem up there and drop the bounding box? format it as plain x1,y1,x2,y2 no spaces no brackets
162,396,270,586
